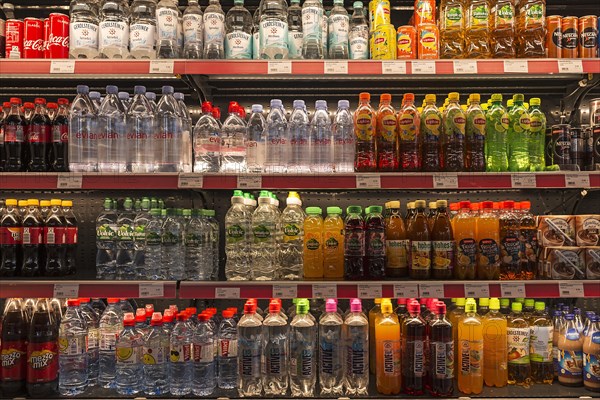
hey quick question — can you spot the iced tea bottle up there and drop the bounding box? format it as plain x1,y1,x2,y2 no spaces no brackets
323,207,345,279
421,95,442,172
398,93,421,172
408,200,431,279
454,201,477,279
369,298,382,374
439,0,465,58
304,207,324,279
507,302,531,385
354,92,377,172
483,298,508,387
365,206,386,280
485,94,509,172
376,94,399,171
442,92,466,172
527,98,546,171
530,301,554,384
476,201,500,279
516,0,546,57
518,201,537,280
431,200,455,280
457,298,484,394
464,0,492,58
490,0,516,57
375,299,401,395
465,93,486,171
401,300,425,395
344,206,366,280
429,301,454,396
499,201,521,280
384,201,408,278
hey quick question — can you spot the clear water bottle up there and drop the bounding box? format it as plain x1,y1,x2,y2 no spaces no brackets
310,100,334,172
59,299,89,396
98,298,122,388
156,0,181,58
192,313,216,395
259,0,289,59
98,0,130,59
184,209,204,280
264,99,289,173
218,309,238,389
90,298,107,316
251,191,278,280
127,86,156,172
119,298,136,314
116,312,143,395
155,86,183,172
193,101,221,172
343,298,369,395
161,208,184,280
203,209,220,280
79,298,100,386
252,8,260,59
145,208,164,279
69,0,100,59
96,198,117,279
132,198,151,279
145,91,158,112
225,0,252,59
174,92,192,172
288,100,311,173
203,0,225,58
319,299,344,395
328,0,349,59
129,0,157,59
287,0,303,59
220,102,247,172
262,299,289,395
301,0,323,58
97,85,126,172
246,104,266,173
142,312,169,395
225,190,251,280
237,301,263,396
322,8,329,56
279,192,305,280
69,85,98,172
332,99,355,172
116,198,136,280
182,0,203,58
289,299,317,397
118,91,130,110
89,91,102,112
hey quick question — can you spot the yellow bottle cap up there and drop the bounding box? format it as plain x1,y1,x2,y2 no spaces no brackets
40,200,51,207
530,98,541,106
27,199,39,206
425,94,436,102
471,93,481,102
489,298,500,310
62,200,73,207
385,201,400,209
448,92,459,101
50,199,62,206
428,201,437,209
18,200,28,207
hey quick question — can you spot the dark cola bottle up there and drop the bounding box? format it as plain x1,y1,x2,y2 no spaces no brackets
0,102,6,171
51,98,69,172
62,200,78,275
21,199,43,276
22,101,35,170
3,98,26,172
44,199,68,276
0,298,28,398
0,198,22,276
26,298,58,398
29,98,51,172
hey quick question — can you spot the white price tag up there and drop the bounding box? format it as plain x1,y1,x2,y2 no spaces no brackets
511,173,537,188
559,282,585,297
178,174,203,189
149,60,174,74
50,60,75,74
273,284,298,299
453,60,477,74
139,283,164,298
57,174,83,189
433,174,458,189
464,283,490,298
53,283,79,298
324,61,348,74
393,283,419,299
564,172,590,188
237,175,262,189
504,60,529,73
382,61,407,74
356,174,381,189
558,59,583,74
312,284,337,299
500,282,526,298
358,284,382,298
411,61,436,74
419,283,445,298
268,61,292,74
215,287,241,299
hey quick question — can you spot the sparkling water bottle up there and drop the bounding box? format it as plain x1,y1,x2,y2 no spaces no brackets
251,191,278,280
302,0,323,58
225,190,251,280
143,312,169,395
218,309,238,389
203,0,225,58
220,102,247,172
193,101,221,172
116,198,136,279
225,0,252,59
98,298,122,388
132,198,151,279
69,85,98,172
328,0,348,58
287,0,303,59
184,209,205,280
262,299,289,395
155,86,183,172
78,298,99,386
289,299,317,397
310,100,334,172
252,8,260,59
96,198,117,279
192,313,216,396
69,0,100,58
332,99,354,172
127,86,155,172
264,99,289,173
170,313,193,395
348,1,368,59
237,301,263,396
156,0,181,58
343,298,369,395
129,0,157,58
145,208,164,279
174,92,192,172
97,85,126,172
116,313,143,395
288,100,311,173
246,104,266,173
259,0,289,59
280,192,305,280
161,208,184,280
182,0,203,58
319,299,344,396
98,0,130,58
58,299,88,396
204,209,220,280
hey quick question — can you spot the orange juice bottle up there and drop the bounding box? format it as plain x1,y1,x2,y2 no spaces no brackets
303,207,324,279
449,297,466,376
369,298,383,374
323,206,344,279
454,201,477,280
375,299,401,394
457,298,484,394
476,200,501,280
483,298,508,387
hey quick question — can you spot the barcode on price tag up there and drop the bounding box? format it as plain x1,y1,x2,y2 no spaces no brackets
57,174,83,189
268,61,292,74
50,60,75,74
464,283,490,298
149,60,174,74
419,283,444,298
178,174,203,188
433,174,458,189
504,60,528,73
53,283,79,298
558,60,583,74
453,60,477,74
356,174,381,189
564,173,590,188
500,282,526,298
139,283,164,298
411,61,436,74
237,175,262,189
382,61,406,74
273,284,298,299
394,283,419,298
216,287,241,299
511,174,537,188
313,284,337,298
559,282,584,297
358,284,382,298
324,61,348,74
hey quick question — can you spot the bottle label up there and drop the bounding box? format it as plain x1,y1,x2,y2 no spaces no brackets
259,20,289,53
143,344,166,364
380,114,398,142
183,13,203,44
99,330,118,351
58,335,87,355
529,114,545,133
324,231,341,253
302,6,323,38
495,4,514,26
507,327,530,364
530,325,553,362
558,347,583,378
349,25,368,59
65,226,78,245
355,112,375,141
97,224,116,241
252,31,260,59
253,224,272,242
227,224,245,243
130,23,156,51
329,14,349,49
345,231,365,256
478,238,500,266
525,3,544,25
288,30,304,58
584,353,600,384
367,230,385,256
22,227,43,245
28,124,50,143
432,240,454,271
0,227,22,245
162,231,180,246
27,341,58,384
500,235,520,264
382,339,400,376
519,227,538,263
423,112,441,141
517,113,531,132
409,339,425,376
266,345,285,375
444,6,463,28
411,240,431,270
185,232,200,247
226,31,252,59
4,124,25,143
87,328,99,350
320,337,338,376
346,336,367,376
44,226,66,245
468,110,486,140
99,21,129,51
146,231,161,246
1,341,27,381
290,347,314,377
446,110,466,139
305,233,321,251
240,341,261,377
398,112,418,142
203,12,224,44
459,339,482,376
432,341,454,379
193,342,214,363
457,238,477,268
386,239,409,270
170,343,190,363
117,223,134,242
70,22,99,50
283,223,301,241
219,339,238,357
117,345,142,365
157,8,179,41
52,123,69,143
470,4,489,27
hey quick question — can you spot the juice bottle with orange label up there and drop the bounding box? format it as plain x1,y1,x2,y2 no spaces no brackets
375,299,401,395
323,207,344,279
476,201,501,279
354,92,377,172
439,0,465,58
454,201,477,279
432,200,455,280
377,93,399,171
303,207,324,279
398,93,421,172
457,298,484,394
421,94,442,172
465,0,492,58
384,201,408,278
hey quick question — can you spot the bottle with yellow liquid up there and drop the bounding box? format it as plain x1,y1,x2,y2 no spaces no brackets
454,201,477,280
476,201,501,280
516,0,546,58
303,207,324,279
464,0,491,58
369,298,383,374
384,201,409,278
483,298,508,387
457,298,484,394
375,299,401,395
507,302,531,386
449,297,466,375
490,0,516,57
323,207,344,279
439,0,465,58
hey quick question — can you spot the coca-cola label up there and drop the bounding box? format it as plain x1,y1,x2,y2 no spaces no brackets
47,32,70,49
28,124,50,143
44,226,66,245
24,38,44,54
99,21,129,51
0,227,23,245
157,8,179,41
4,124,25,142
22,227,43,245
27,341,58,384
65,226,78,245
52,123,68,143
70,22,99,50
130,23,156,51
1,341,27,381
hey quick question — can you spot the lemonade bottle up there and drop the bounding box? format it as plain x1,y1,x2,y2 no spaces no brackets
482,298,508,387
323,206,344,279
303,207,324,279
516,0,546,58
464,0,491,58
354,92,377,172
490,0,516,57
442,92,466,172
431,200,455,280
457,298,484,394
485,94,509,172
397,93,421,172
507,302,531,385
476,201,501,280
527,98,546,171
421,94,443,172
454,201,477,280
530,301,554,384
377,93,399,171
369,298,382,374
408,200,432,279
375,299,401,395
465,93,486,172
384,201,409,278
508,94,531,172
439,0,465,59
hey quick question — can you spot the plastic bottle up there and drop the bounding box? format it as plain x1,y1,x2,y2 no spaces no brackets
482,298,508,387
376,94,398,171
264,99,289,172
192,101,221,172
143,208,163,279
451,201,475,279
527,98,546,171
251,8,261,59
400,299,425,395
583,315,600,392
328,0,349,58
225,190,251,280
182,209,202,279
289,299,317,397
26,298,58,398
288,100,311,173
348,1,368,59
141,312,168,395
168,313,192,395
155,86,183,172
508,94,531,171
384,201,408,278
303,206,324,279
465,93,486,171
530,301,553,384
519,201,537,280
558,313,584,386
161,208,184,279
375,299,401,395
69,0,100,58
181,0,203,59
287,0,303,59
318,299,344,395
225,0,252,59
439,0,465,58
20,199,42,276
354,92,377,172
2,98,25,172
68,86,98,172
249,191,277,280
301,0,324,59
322,206,344,279
0,298,27,397
115,312,143,395
431,200,455,279
129,0,157,59
516,0,545,57
242,104,263,172
51,98,69,172
220,102,247,172
259,0,289,59
499,201,520,280
78,298,99,386
343,298,369,395
262,299,289,396
464,0,491,58
490,0,515,57
408,200,432,279
97,85,126,172
127,86,155,172
98,0,129,58
344,206,365,280
397,93,420,171
310,100,334,173
97,298,122,388
58,299,88,396
507,302,531,385
322,8,328,56
280,192,305,280
429,301,453,396
332,99,355,172
237,301,263,396
115,198,135,279
442,92,466,171
218,309,238,389
173,92,193,173
457,298,483,394
28,99,51,171
421,94,442,172
365,205,386,279
485,94,509,172
156,0,181,57
44,199,67,276
192,313,216,395
475,201,500,280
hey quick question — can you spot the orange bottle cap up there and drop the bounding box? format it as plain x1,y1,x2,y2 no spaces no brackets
380,93,391,102
359,92,370,101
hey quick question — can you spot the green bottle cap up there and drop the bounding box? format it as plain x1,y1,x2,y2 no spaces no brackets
183,209,192,217
524,299,535,308
233,190,243,197
456,298,466,306
534,301,545,311
326,206,342,215
500,298,510,307
306,207,322,215
347,206,362,214
515,297,525,304
465,298,477,313
296,299,310,314
512,302,523,312
369,205,383,214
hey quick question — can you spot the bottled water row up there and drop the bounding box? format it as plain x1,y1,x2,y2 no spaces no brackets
95,197,218,281
69,0,370,60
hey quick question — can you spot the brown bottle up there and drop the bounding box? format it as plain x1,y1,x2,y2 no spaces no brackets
385,201,409,278
408,200,431,279
431,200,455,279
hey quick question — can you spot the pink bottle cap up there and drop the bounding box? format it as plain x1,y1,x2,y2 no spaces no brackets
326,299,337,313
350,299,362,313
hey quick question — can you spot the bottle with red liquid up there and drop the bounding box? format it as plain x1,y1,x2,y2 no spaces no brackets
62,200,78,275
21,199,43,276
353,92,377,172
343,205,366,280
51,98,69,172
402,300,426,395
398,93,421,171
365,205,386,279
0,298,28,398
4,98,26,171
44,199,68,276
429,301,454,396
26,298,58,398
0,198,22,276
376,93,399,171
0,102,7,171
28,98,51,171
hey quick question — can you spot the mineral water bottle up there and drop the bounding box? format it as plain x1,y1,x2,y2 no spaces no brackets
251,191,278,280
344,298,369,395
192,313,216,395
328,0,349,58
319,299,344,396
262,299,289,395
174,92,192,172
132,198,151,279
310,100,334,172
288,100,311,173
302,0,323,58
348,1,368,59
170,313,193,395
246,104,266,173
252,9,260,58
78,298,99,386
156,0,181,58
280,192,305,280
508,94,531,171
97,85,126,172
184,209,205,280
287,0,303,59
116,198,136,279
259,0,289,59
69,0,100,58
204,210,220,280
193,101,222,172
485,94,509,172
237,301,263,396
69,85,98,172
145,209,163,279
527,98,546,171
118,91,131,111
183,0,204,58
129,0,157,58
116,313,143,395
98,298,122,388
89,91,102,111
128,85,155,172
225,0,252,59
322,9,329,56
98,0,130,59
142,313,169,395
264,99,289,173
220,102,247,172
225,190,251,280
203,0,225,58
96,198,117,279
156,86,183,172
145,92,157,111
58,299,89,396
161,208,184,279
332,100,355,172
218,309,239,389
290,299,317,396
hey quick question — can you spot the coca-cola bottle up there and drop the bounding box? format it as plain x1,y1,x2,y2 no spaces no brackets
26,298,58,398
44,199,68,276
0,198,21,276
21,199,43,276
0,102,5,171
62,200,78,275
23,101,35,169
29,98,52,172
4,98,26,171
0,298,28,398
51,98,69,172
